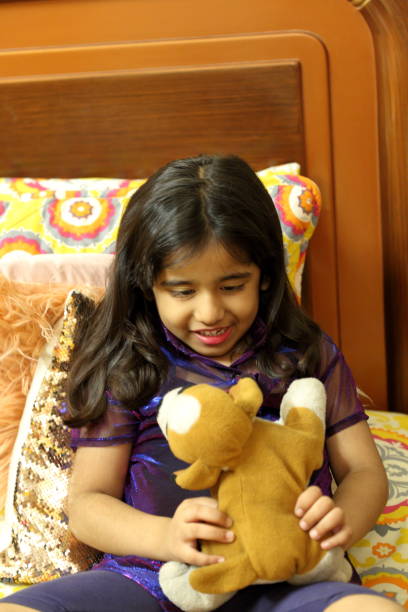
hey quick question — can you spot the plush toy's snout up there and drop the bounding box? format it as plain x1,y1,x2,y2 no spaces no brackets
157,379,263,490
157,387,202,438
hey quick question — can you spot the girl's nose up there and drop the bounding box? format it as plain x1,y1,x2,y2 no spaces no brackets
194,293,224,325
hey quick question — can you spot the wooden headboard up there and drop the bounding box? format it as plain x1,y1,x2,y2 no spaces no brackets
1,0,406,412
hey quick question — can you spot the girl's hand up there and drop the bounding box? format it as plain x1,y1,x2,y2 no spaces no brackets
294,486,353,550
165,497,234,566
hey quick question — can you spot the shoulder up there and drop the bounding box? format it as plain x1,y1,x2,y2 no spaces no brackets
71,389,141,449
313,334,368,434
318,331,339,355
316,332,347,379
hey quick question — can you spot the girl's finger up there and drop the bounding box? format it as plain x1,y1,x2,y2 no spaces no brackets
320,524,353,550
294,486,323,517
182,547,225,567
298,495,335,531
180,501,232,528
186,523,235,545
307,506,345,540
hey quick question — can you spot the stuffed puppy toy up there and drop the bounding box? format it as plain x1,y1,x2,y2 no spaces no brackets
157,377,352,612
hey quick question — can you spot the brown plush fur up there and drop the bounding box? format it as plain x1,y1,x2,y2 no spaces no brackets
0,275,103,508
159,378,352,602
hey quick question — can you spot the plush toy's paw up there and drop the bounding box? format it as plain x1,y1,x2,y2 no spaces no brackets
288,547,353,585
159,561,235,612
324,550,354,583
280,378,326,425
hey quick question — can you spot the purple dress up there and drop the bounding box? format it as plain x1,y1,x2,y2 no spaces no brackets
71,320,367,609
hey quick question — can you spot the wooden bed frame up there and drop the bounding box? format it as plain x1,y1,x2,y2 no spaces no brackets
0,0,406,412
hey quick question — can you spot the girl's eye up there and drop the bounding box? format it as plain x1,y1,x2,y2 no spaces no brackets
169,284,245,297
221,284,245,292
170,289,195,297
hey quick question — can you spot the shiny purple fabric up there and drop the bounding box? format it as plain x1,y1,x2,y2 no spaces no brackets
70,320,367,609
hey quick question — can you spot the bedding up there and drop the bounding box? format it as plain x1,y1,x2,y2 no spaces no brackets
0,277,81,510
0,253,113,287
0,164,318,302
0,291,102,584
350,410,408,607
0,272,105,510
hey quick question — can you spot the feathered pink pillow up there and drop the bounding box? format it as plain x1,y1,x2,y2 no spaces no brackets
0,277,72,507
0,263,106,508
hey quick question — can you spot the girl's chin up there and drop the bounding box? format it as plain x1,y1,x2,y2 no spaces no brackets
190,338,237,365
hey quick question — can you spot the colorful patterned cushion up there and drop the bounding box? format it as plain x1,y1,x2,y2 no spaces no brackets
348,410,408,608
0,164,320,301
258,170,320,299
0,291,101,584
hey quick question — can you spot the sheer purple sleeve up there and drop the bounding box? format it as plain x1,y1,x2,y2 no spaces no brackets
317,334,368,437
70,391,140,448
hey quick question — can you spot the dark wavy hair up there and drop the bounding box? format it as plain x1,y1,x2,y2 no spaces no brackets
65,154,321,426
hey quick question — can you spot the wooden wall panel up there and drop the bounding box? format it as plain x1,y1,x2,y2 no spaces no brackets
0,63,305,178
356,0,408,412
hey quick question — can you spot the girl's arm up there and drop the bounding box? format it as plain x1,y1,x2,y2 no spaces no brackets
295,420,388,550
68,443,233,564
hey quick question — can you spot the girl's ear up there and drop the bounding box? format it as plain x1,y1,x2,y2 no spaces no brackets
260,275,270,291
144,288,155,301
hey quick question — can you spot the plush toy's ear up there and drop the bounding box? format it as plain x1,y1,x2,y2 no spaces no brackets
228,377,263,418
174,459,222,490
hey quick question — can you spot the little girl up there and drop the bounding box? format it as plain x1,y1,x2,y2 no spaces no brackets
1,155,401,612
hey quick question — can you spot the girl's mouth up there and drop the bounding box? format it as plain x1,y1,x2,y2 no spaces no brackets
193,327,233,345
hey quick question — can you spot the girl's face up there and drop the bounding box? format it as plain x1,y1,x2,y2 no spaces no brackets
152,241,265,365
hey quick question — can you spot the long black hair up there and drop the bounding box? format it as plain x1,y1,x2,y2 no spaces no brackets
66,154,321,426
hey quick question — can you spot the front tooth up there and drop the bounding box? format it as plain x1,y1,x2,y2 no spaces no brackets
202,328,224,336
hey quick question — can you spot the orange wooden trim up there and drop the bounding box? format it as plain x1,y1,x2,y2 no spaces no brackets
359,0,408,412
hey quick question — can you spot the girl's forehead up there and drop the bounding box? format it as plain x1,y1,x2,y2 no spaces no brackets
161,241,252,273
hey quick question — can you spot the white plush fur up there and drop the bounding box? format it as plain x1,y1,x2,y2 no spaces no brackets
288,547,353,585
280,378,326,425
157,387,201,436
159,561,235,612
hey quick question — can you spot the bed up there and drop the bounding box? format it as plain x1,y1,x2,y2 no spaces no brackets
0,0,407,606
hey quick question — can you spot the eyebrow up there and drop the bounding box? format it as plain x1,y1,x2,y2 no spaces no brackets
160,272,252,287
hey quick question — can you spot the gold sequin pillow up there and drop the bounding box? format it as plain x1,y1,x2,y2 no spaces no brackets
0,290,101,584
